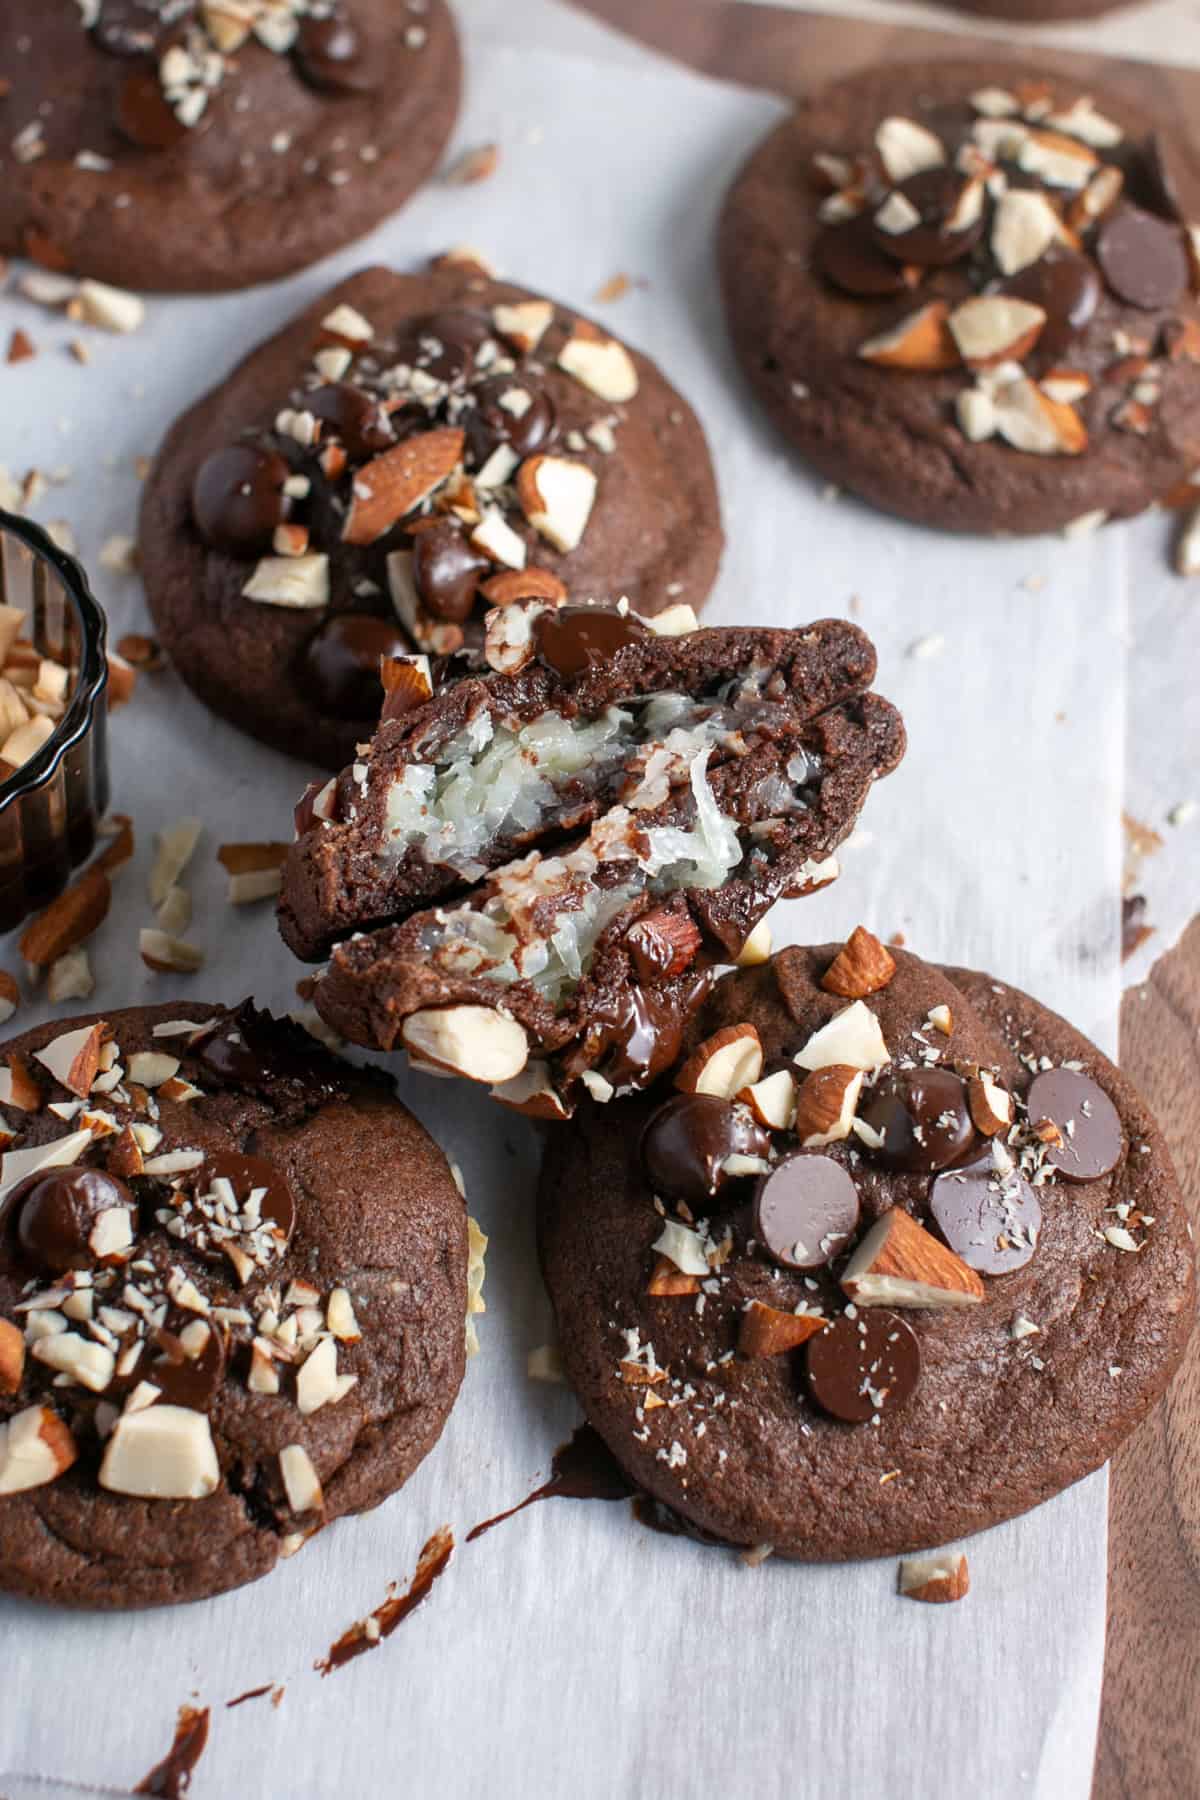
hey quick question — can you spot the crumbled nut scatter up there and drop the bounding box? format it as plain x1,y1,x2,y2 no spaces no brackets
0,1007,364,1514
612,928,1141,1489
0,597,79,775
808,82,1200,576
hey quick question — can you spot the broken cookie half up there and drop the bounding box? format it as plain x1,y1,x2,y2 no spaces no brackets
280,603,904,1111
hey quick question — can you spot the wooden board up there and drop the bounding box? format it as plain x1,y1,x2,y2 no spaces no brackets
567,5,1200,1794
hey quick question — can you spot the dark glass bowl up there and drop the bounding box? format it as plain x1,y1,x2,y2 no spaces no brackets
0,510,110,933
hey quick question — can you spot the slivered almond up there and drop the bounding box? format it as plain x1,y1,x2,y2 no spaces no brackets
139,930,204,974
991,189,1062,276
2,1056,42,1111
738,1301,826,1358
645,1254,701,1297
402,1005,528,1084
342,429,464,545
1018,127,1097,190
841,1208,984,1308
737,1068,797,1131
444,142,499,185
491,300,554,355
317,303,373,350
1067,164,1123,232
0,1317,24,1394
875,116,945,183
96,813,135,875
795,1001,890,1074
675,1024,763,1100
380,653,434,718
516,455,597,553
149,817,201,908
18,864,110,968
1040,368,1091,405
479,567,568,607
822,926,896,999
994,377,1087,455
34,1021,105,1098
857,301,960,372
967,1071,1013,1136
734,919,773,967
793,1064,863,1147
557,327,639,403
948,295,1045,369
900,1550,970,1603
217,841,289,905
0,1405,78,1495
106,1124,144,1179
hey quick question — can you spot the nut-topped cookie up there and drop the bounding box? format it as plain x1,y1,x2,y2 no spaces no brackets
0,1,460,291
279,607,904,1108
139,263,725,766
719,63,1200,537
538,936,1194,1558
0,1001,469,1608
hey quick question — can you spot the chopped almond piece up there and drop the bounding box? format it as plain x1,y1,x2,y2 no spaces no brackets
19,864,111,968
822,927,896,998
738,1301,826,1358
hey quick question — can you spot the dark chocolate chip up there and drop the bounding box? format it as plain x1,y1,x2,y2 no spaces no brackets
534,606,650,679
929,1154,1042,1274
7,1167,133,1275
294,12,376,93
872,167,985,266
299,613,410,719
1096,207,1188,311
753,1152,860,1270
805,1310,920,1423
114,63,189,150
191,444,292,555
189,1001,349,1108
640,1093,770,1209
393,310,492,388
306,385,396,461
411,519,489,623
1026,1067,1123,1182
859,1068,975,1174
812,216,918,298
199,1149,296,1257
465,375,557,466
150,1321,226,1412
1003,250,1102,361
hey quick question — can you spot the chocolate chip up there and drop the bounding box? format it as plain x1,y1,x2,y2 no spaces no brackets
754,1153,860,1270
92,0,168,57
640,1093,770,1208
1003,250,1102,361
306,385,396,462
191,444,291,555
6,1168,133,1275
872,168,985,266
805,1310,920,1423
410,519,489,623
534,606,650,679
393,310,492,388
1096,207,1189,311
466,375,557,465
198,1149,296,1258
190,1002,349,1108
299,613,410,719
114,64,189,150
294,12,376,93
859,1069,974,1174
150,1322,226,1413
812,217,917,298
1026,1068,1123,1182
929,1155,1042,1274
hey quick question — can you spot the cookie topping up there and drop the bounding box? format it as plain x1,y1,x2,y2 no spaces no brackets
302,614,412,718
804,1309,920,1422
640,1094,771,1209
5,1166,133,1275
1025,1067,1123,1182
533,604,650,679
929,1155,1042,1274
806,80,1200,465
191,445,292,556
754,1152,860,1270
858,1068,975,1173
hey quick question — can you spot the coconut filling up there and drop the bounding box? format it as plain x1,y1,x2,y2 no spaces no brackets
379,687,798,883
411,742,820,1010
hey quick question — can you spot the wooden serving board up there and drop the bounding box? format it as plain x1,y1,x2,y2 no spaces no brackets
568,4,1200,1796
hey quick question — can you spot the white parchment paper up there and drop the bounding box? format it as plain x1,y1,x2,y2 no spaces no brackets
0,0,1173,1791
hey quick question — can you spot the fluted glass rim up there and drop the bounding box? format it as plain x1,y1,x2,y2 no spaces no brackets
0,507,109,811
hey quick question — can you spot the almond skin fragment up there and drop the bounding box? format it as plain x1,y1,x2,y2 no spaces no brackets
899,1550,970,1603
0,1317,24,1394
675,1024,763,1100
967,1071,1013,1136
627,908,702,984
822,926,896,999
646,1254,701,1297
738,1301,827,1358
342,429,464,546
19,864,111,968
479,567,568,608
793,1063,863,1147
857,300,960,372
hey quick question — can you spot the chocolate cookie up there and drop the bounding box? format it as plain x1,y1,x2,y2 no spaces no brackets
281,607,904,1107
0,1001,468,1608
538,936,1194,1558
0,1,460,292
139,263,726,767
718,63,1200,536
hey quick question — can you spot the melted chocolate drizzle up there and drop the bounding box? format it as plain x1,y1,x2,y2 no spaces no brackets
134,1705,210,1799
316,1527,455,1674
467,1424,636,1542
